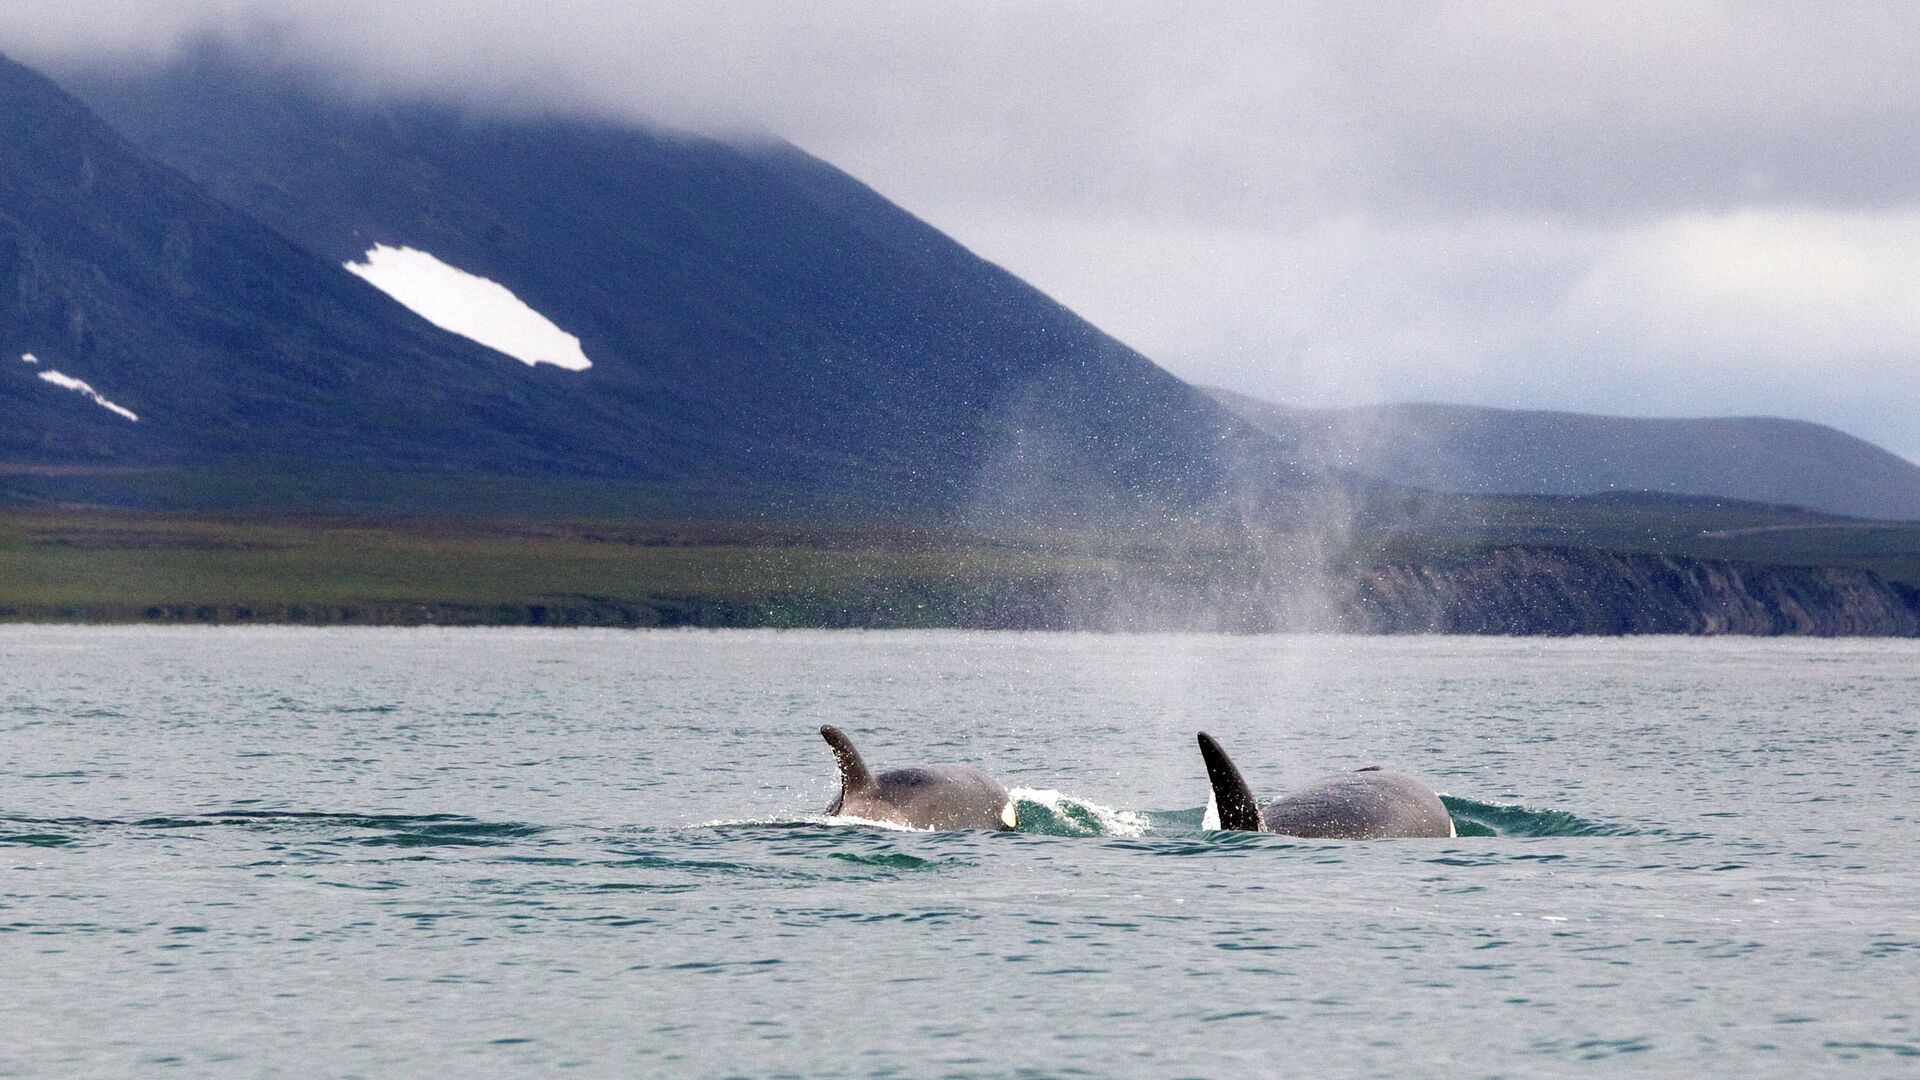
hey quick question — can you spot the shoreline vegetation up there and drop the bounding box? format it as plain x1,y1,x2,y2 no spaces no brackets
5,507,1917,635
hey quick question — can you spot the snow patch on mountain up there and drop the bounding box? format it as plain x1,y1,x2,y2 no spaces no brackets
343,244,593,371
38,370,139,422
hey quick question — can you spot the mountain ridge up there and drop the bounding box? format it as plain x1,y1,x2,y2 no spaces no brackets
1206,387,1920,521
63,49,1293,515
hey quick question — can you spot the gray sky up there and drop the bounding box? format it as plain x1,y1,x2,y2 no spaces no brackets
6,1,1919,458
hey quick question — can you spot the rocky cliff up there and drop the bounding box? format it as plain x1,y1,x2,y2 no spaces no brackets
1043,545,1920,635
1342,547,1920,635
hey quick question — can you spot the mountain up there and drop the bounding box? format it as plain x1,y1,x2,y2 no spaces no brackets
54,49,1286,515
1206,388,1920,521
0,50,638,478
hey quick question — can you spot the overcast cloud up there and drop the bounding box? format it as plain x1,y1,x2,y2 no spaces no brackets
5,1,1918,457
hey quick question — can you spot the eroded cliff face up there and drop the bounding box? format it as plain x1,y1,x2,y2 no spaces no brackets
1042,545,1920,636
1342,547,1920,636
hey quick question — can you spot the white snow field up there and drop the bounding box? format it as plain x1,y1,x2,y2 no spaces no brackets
343,244,593,371
37,370,139,422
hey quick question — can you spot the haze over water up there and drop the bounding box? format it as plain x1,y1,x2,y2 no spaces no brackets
4,627,1917,1076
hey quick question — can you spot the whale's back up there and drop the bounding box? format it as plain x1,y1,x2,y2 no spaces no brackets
851,765,1014,831
1262,770,1454,839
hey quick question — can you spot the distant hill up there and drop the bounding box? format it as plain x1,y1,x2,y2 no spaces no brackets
58,49,1286,515
1207,389,1920,521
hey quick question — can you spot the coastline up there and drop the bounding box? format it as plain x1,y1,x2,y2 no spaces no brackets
5,508,1915,635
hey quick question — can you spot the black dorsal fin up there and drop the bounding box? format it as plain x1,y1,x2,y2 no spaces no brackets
1197,732,1264,832
820,726,876,798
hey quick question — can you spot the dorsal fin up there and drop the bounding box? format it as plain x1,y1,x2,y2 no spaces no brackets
1196,732,1264,832
820,726,876,798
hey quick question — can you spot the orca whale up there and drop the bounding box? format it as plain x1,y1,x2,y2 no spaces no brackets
819,726,1017,831
1196,731,1454,839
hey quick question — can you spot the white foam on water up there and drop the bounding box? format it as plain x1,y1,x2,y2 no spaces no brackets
37,370,139,422
20,353,38,364
688,813,932,832
344,244,592,371
1010,787,1150,837
702,798,1147,836
819,813,936,833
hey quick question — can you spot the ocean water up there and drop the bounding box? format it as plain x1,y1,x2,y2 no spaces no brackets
3,627,1916,1078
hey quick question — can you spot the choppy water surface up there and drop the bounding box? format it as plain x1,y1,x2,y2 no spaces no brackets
3,628,1917,1077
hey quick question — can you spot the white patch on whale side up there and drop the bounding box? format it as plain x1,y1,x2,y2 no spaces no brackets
1202,789,1220,831
343,244,593,371
1000,801,1018,829
37,370,138,422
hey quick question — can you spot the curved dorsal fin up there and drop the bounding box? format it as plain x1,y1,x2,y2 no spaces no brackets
1197,732,1264,832
820,725,876,797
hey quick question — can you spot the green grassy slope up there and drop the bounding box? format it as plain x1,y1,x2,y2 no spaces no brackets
1364,493,1920,587
0,510,1107,627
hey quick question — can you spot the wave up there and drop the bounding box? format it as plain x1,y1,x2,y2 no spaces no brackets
0,831,78,847
691,814,934,833
1008,788,1150,837
1440,796,1634,837
0,810,548,848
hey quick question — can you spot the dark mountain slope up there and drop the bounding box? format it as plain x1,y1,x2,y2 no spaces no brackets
0,51,635,477
1208,388,1920,521
69,51,1287,513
